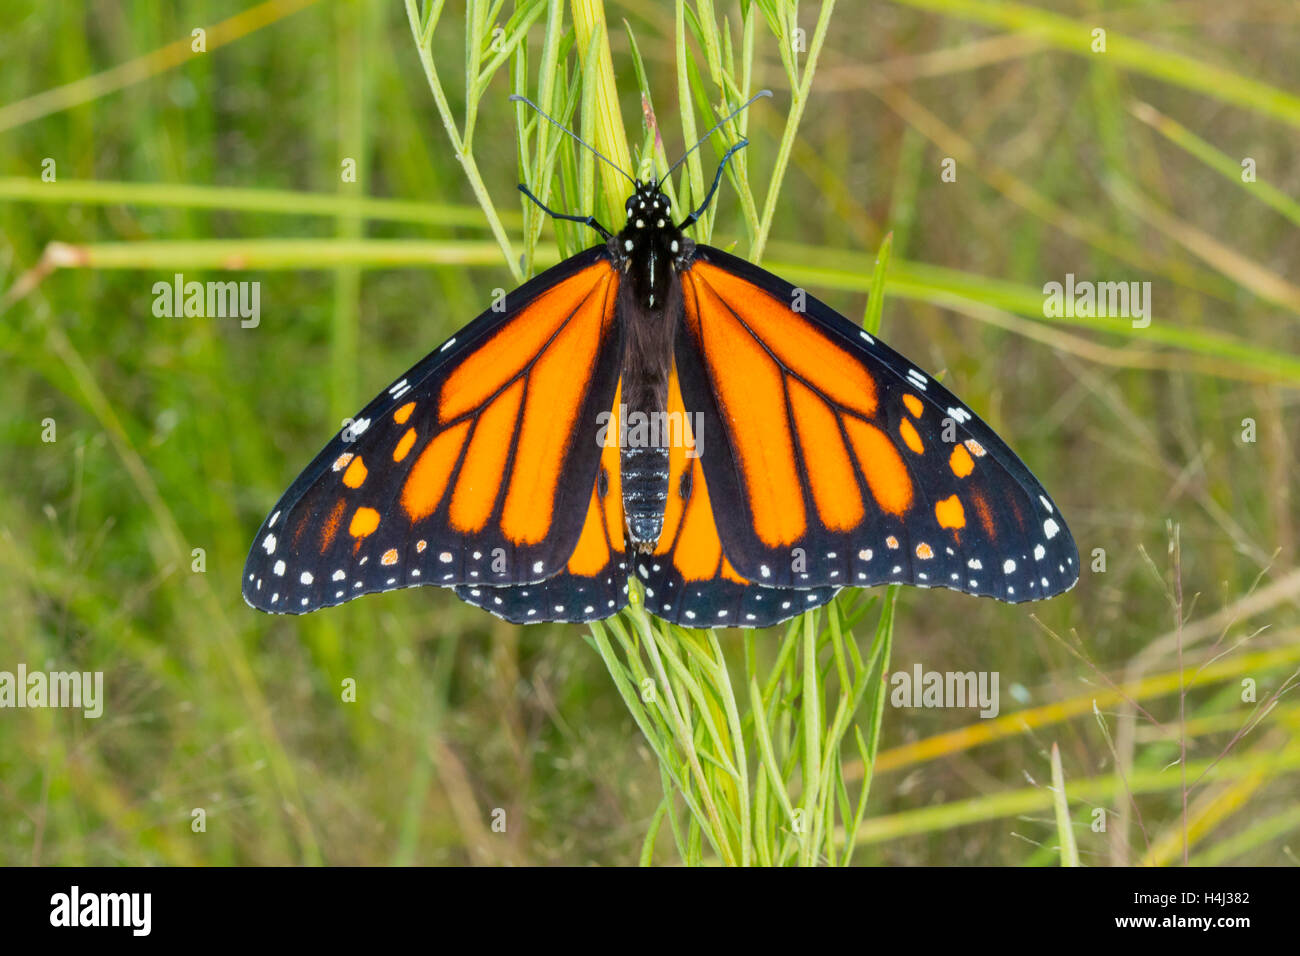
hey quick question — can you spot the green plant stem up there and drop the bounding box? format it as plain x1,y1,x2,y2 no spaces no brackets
571,0,633,227
1050,742,1080,866
750,0,836,263
0,177,516,227
405,0,523,282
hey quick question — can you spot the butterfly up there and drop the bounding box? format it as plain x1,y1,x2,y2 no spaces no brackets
243,91,1078,628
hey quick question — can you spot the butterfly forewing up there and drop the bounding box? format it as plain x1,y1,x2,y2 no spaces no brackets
674,245,1079,604
242,248,622,614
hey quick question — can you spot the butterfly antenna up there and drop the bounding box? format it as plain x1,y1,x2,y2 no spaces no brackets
661,89,772,185
510,94,637,186
676,138,750,231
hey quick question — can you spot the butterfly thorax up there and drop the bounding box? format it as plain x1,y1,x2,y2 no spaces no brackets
615,182,688,312
611,182,693,552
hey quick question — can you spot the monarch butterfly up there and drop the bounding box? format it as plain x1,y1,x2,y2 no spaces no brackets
243,92,1078,627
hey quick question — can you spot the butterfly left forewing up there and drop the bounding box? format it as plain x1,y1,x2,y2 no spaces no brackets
674,245,1079,604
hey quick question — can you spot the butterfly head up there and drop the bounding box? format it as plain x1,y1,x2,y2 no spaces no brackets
616,182,689,311
621,182,677,235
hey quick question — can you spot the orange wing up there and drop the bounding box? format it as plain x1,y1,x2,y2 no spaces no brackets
456,382,629,622
637,366,837,627
672,245,1078,604
244,249,623,613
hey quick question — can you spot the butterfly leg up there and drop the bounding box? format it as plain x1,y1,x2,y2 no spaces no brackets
517,184,614,241
676,139,750,231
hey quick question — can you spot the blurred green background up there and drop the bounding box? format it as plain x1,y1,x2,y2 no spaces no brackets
2,0,1298,865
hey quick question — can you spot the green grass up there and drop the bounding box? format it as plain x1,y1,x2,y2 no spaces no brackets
1,0,1297,865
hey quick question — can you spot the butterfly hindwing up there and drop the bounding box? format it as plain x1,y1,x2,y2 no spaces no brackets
638,366,839,627
455,382,630,623
674,245,1079,604
243,248,622,614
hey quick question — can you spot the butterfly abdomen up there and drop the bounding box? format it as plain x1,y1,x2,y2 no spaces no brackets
622,445,670,550
615,231,681,553
616,327,673,550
